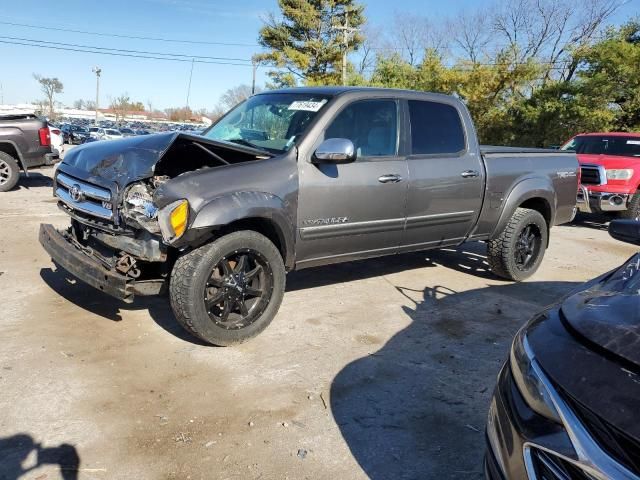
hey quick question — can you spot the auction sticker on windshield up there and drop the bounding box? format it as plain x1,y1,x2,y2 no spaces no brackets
288,100,327,112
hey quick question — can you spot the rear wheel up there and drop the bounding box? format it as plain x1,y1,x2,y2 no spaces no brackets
487,208,548,281
170,231,286,346
0,152,20,192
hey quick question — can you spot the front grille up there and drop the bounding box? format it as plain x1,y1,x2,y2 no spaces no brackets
528,448,595,480
580,165,604,185
563,394,640,475
55,172,114,221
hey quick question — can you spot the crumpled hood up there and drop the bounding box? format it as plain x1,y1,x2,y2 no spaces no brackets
561,253,640,366
61,132,177,188
60,131,266,190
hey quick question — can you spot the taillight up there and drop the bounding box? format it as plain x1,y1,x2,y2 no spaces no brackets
39,127,51,146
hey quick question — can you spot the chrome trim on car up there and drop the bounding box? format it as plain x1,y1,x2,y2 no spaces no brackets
56,187,113,220
577,188,630,213
580,164,607,186
56,172,111,202
522,359,639,480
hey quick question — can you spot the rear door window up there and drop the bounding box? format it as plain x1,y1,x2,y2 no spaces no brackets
408,100,466,155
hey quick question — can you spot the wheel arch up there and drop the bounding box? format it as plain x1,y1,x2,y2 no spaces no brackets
184,192,296,270
491,178,556,245
0,140,27,173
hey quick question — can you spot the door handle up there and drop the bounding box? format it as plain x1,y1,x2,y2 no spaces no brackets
378,174,403,183
460,170,480,178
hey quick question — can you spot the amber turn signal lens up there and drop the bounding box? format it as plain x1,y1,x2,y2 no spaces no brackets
169,200,189,239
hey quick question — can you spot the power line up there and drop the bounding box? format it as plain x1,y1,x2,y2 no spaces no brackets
0,35,253,62
0,20,260,47
0,39,254,66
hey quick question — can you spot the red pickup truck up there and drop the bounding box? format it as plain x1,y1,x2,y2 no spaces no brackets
562,132,640,220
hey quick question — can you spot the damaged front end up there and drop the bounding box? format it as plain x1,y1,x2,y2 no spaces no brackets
40,132,271,301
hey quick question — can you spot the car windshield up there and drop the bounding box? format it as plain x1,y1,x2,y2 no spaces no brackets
561,135,640,157
203,93,331,153
106,129,120,135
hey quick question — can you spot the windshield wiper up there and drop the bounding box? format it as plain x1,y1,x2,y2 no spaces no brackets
227,138,269,152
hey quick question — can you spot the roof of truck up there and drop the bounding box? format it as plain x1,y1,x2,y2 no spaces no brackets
255,86,455,100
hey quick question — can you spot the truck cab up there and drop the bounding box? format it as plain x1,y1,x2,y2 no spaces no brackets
563,132,640,219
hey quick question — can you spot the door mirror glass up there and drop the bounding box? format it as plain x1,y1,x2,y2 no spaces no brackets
609,219,640,246
313,138,356,164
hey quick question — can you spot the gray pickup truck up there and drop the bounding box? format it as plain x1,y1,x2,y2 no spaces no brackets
39,87,578,345
0,113,58,191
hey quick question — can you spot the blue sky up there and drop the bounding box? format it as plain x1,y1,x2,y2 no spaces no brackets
1,0,638,110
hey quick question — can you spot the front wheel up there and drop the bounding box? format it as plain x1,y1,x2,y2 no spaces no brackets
487,208,548,282
169,231,286,346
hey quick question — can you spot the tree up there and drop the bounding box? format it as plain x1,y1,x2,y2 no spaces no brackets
256,0,365,87
385,13,445,66
109,94,145,122
165,106,194,122
491,0,625,80
449,10,492,63
73,99,85,110
33,74,63,118
219,84,261,110
110,94,132,123
575,21,640,131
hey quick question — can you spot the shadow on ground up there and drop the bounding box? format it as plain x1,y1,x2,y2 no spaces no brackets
287,241,502,291
0,434,80,480
40,242,503,346
567,212,611,231
39,267,209,346
15,171,54,190
330,279,580,480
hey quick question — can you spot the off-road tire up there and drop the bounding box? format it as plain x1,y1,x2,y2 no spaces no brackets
0,152,20,192
487,208,548,282
617,192,640,221
170,231,286,346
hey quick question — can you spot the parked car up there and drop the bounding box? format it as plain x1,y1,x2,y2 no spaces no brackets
87,126,101,138
119,128,136,137
60,124,90,145
39,87,578,346
48,124,63,156
563,132,640,220
0,113,58,191
485,218,640,480
135,129,151,135
101,128,123,140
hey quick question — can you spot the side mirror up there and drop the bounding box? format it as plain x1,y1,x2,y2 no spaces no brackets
609,219,640,246
312,138,356,164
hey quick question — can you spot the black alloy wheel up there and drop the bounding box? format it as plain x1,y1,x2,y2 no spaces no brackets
514,224,542,271
203,249,274,330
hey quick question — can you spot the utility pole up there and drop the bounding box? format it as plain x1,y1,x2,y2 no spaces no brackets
92,67,101,125
251,58,257,95
186,57,195,108
334,8,358,86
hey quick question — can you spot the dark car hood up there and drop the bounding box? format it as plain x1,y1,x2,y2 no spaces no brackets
60,132,266,190
561,253,640,366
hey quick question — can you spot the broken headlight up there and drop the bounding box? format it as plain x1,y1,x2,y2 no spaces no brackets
122,182,160,233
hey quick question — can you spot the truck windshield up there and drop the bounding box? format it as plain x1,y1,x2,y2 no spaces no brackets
203,93,330,153
561,135,640,157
